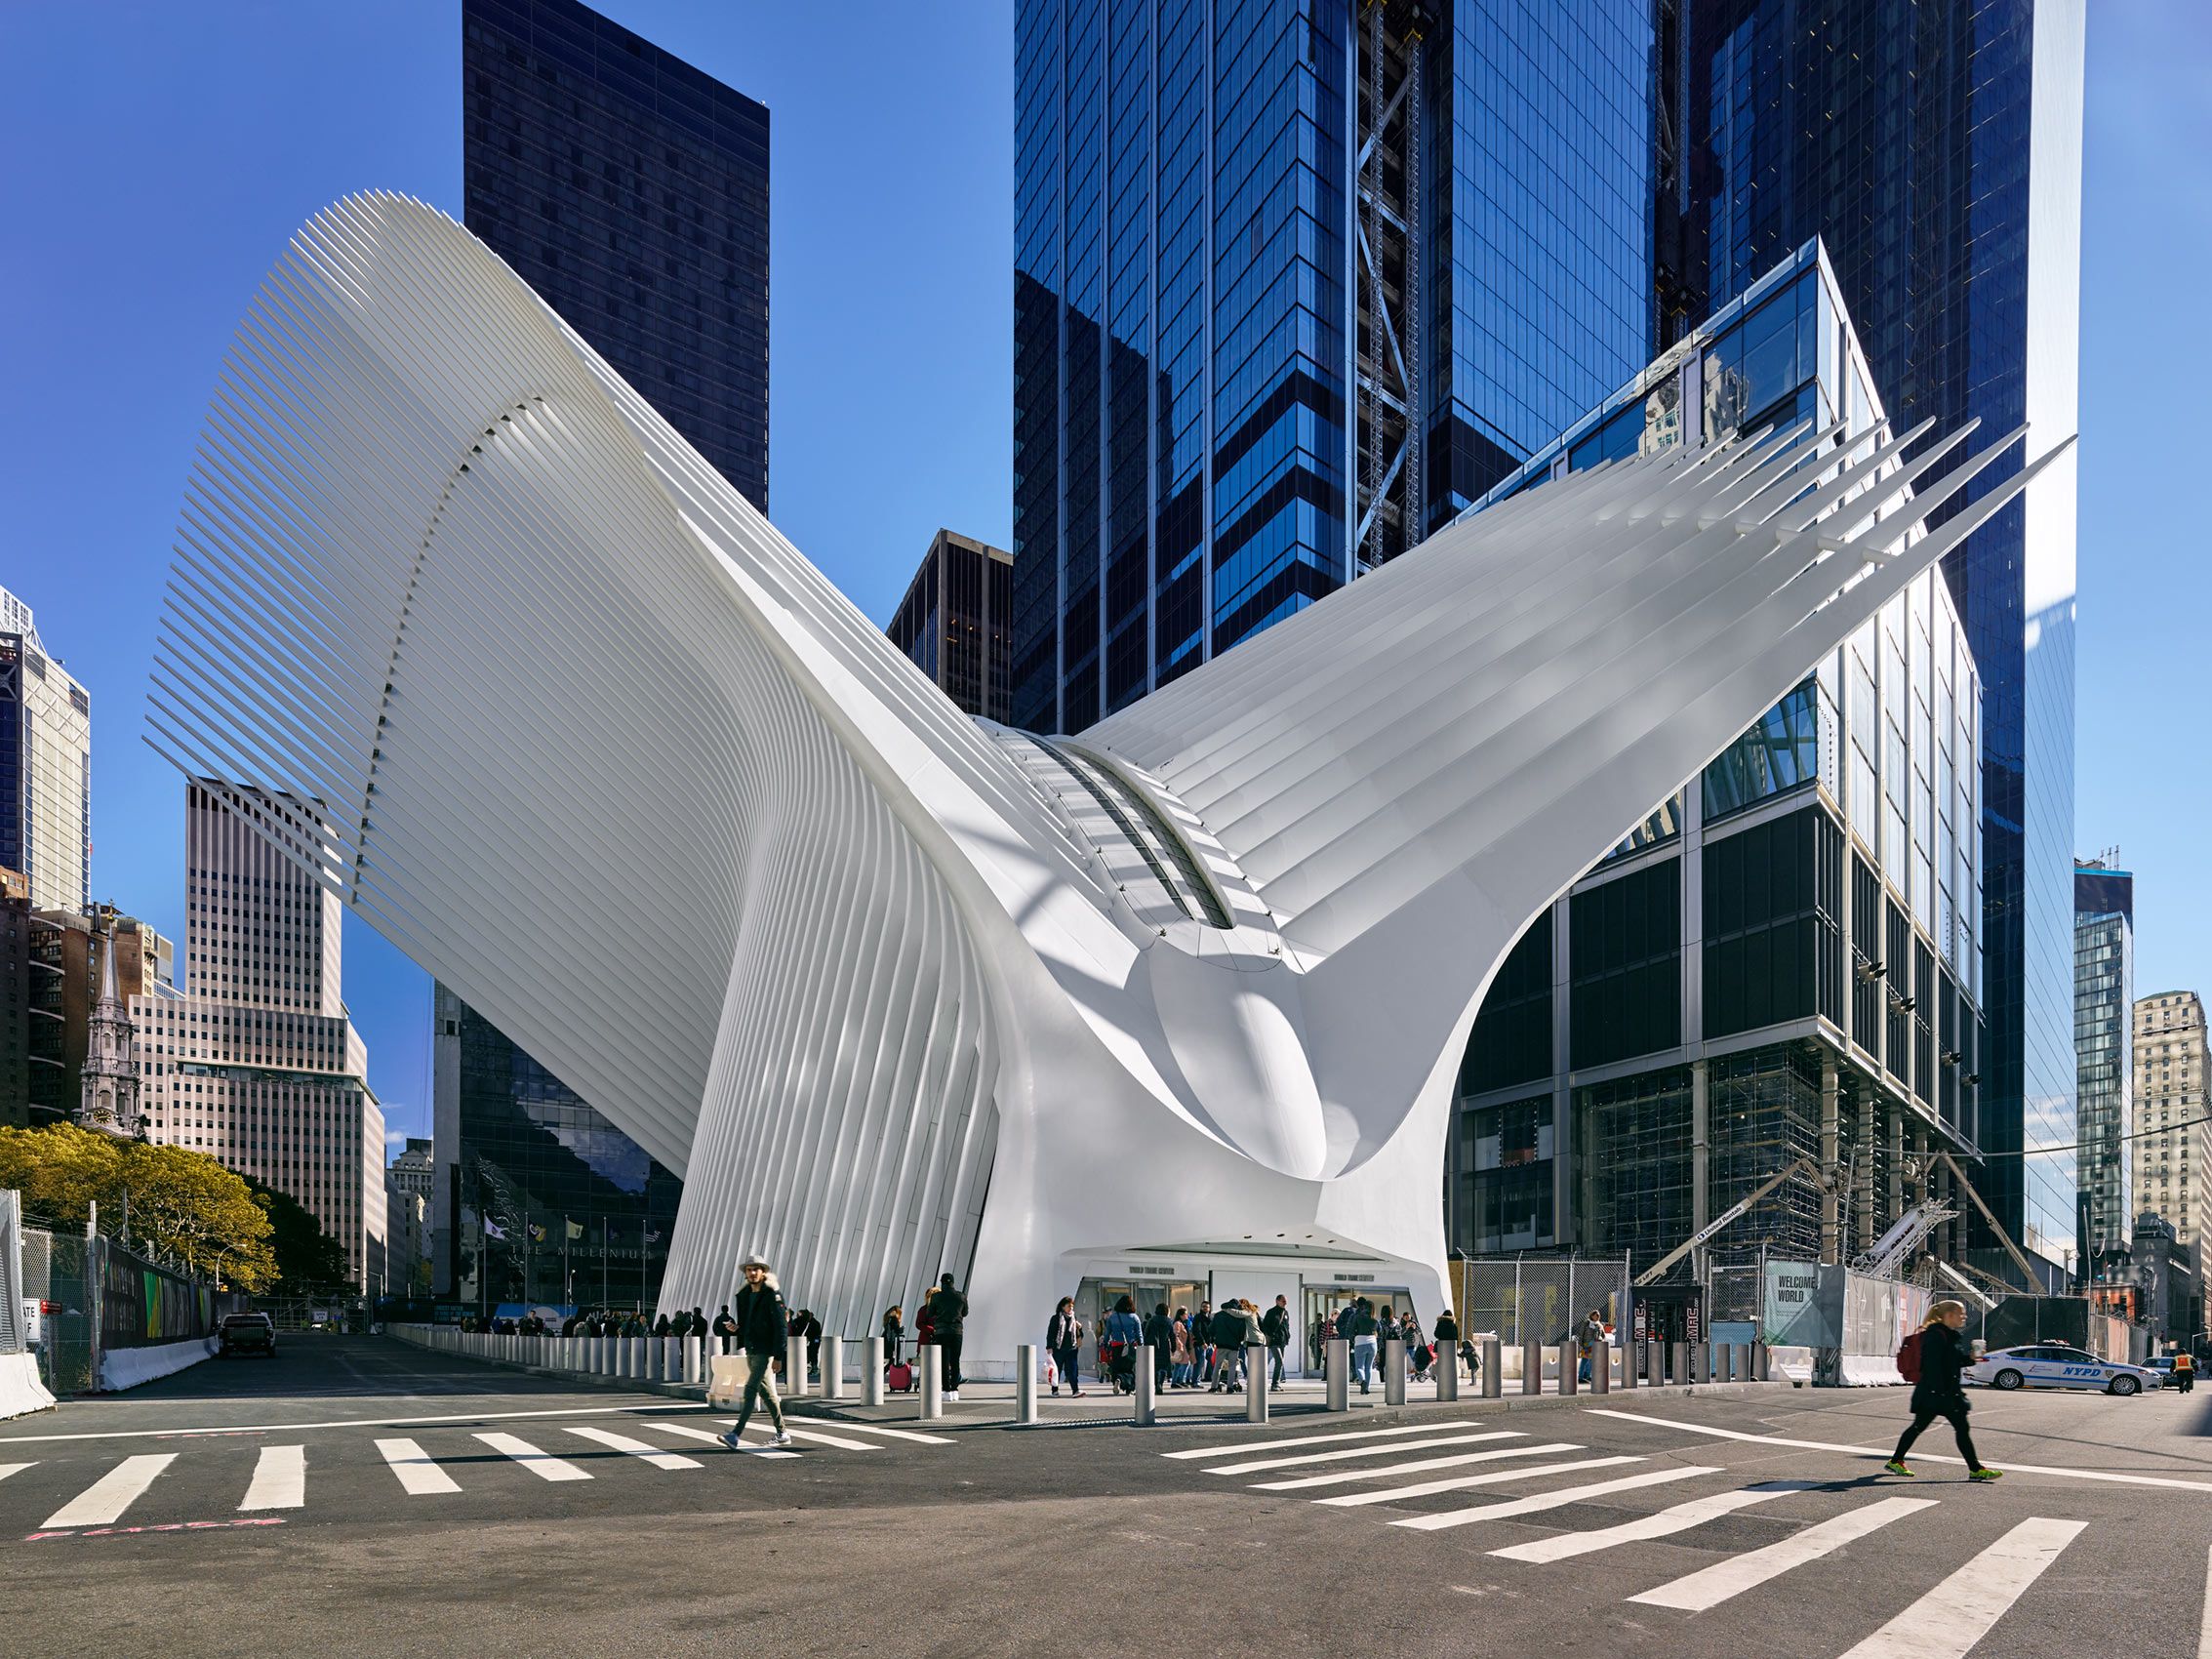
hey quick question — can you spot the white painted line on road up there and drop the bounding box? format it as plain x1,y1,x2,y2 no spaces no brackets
1315,1455,1643,1508
643,1422,800,1459
0,1401,714,1445
1255,1441,1582,1492
1491,1478,1816,1562
562,1426,702,1470
0,1462,32,1483
1584,1408,2212,1491
375,1438,462,1495
42,1454,177,1528
475,1432,590,1482
1160,1423,1460,1460
795,1420,954,1445
1837,1517,2085,1659
2197,1542,2212,1659
1391,1464,1718,1532
1630,1497,1940,1610
1204,1430,1521,1477
704,1418,879,1452
239,1445,306,1511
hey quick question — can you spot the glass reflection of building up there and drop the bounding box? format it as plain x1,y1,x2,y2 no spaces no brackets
1012,1,1653,735
1661,0,2082,1283
2071,861,2132,1273
434,984,681,1312
1451,242,1988,1292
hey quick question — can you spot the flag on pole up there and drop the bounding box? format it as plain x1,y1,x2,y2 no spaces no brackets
483,1218,507,1240
565,1219,583,1240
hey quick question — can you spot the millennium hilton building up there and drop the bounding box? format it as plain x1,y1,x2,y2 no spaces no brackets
142,194,2051,1364
448,0,773,1302
1452,243,1991,1299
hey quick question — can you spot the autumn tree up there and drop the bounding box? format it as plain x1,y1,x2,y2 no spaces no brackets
0,1123,278,1291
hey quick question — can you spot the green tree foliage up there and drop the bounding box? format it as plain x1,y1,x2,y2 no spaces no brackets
243,1177,353,1293
0,1123,278,1290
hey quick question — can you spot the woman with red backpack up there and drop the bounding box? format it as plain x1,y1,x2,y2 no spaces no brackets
1884,1300,2003,1481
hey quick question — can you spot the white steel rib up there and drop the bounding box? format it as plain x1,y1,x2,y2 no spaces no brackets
145,194,2063,1356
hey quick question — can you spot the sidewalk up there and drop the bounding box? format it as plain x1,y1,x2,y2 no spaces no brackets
380,1329,1790,1432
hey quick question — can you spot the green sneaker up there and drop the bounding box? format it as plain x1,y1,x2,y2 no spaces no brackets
1969,1467,2004,1482
1882,1459,1914,1477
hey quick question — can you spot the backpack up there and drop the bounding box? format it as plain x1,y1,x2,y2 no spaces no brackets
1896,1329,1923,1383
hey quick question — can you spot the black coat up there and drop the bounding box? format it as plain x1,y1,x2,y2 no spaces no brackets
1912,1322,1973,1409
1047,1312,1083,1351
1433,1315,1460,1344
929,1285,968,1335
1260,1305,1292,1346
732,1281,787,1356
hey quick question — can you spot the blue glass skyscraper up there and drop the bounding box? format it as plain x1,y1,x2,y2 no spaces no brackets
1013,2,1653,735
1668,0,2083,1281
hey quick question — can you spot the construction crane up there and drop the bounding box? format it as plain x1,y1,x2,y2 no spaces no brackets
1633,1156,1826,1288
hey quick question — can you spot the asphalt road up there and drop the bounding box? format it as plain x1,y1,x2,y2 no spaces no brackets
4,1336,2208,1658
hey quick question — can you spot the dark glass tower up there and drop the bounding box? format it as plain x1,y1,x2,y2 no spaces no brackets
1012,2,1652,734
449,0,773,1304
463,0,770,510
1666,0,2083,1280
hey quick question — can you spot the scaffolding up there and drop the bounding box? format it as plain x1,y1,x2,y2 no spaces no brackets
1354,0,1432,571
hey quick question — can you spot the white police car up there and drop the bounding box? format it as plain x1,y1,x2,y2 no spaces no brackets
1965,1343,2160,1396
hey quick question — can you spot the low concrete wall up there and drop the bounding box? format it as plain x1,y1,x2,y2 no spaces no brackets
0,1352,57,1419
99,1337,215,1392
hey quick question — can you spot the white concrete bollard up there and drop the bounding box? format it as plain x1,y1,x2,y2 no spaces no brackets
1245,1343,1269,1423
785,1334,809,1398
1326,1338,1350,1411
864,1337,885,1407
919,1344,943,1419
1016,1343,1038,1423
1133,1344,1156,1426
683,1334,702,1385
824,1335,846,1401
1384,1338,1406,1405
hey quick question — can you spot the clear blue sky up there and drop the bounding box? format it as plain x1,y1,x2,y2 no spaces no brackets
0,3,2202,1153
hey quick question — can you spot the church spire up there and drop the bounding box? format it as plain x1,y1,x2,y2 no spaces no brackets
76,922,142,1138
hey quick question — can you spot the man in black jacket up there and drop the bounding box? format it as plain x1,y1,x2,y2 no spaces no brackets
1262,1295,1293,1387
929,1274,969,1399
1885,1300,2001,1480
711,1305,739,1355
1145,1303,1175,1390
718,1255,794,1450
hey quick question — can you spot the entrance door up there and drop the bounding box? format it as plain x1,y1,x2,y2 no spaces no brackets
1074,1278,1203,1377
1303,1286,1415,1372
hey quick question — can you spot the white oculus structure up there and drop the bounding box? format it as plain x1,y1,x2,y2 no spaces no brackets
146,195,2065,1364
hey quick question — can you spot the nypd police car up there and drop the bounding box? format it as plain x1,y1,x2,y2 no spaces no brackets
1965,1343,2160,1396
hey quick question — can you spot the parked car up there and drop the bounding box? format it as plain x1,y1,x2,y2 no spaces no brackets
2141,1356,2187,1389
1964,1342,2156,1396
218,1312,277,1359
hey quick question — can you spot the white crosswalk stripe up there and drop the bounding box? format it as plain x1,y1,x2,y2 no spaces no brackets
0,1462,33,1484
1254,1441,1583,1493
1160,1424,1452,1460
474,1432,590,1482
562,1426,702,1470
377,1437,463,1495
1491,1478,1816,1562
780,1427,881,1452
1204,1429,1521,1477
796,1420,954,1445
1315,1455,1644,1508
1391,1464,1718,1532
1836,1517,2086,1659
647,1422,801,1459
239,1445,307,1511
1630,1497,1939,1610
42,1453,176,1528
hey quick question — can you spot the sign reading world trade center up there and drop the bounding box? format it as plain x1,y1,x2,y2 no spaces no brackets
144,193,2061,1366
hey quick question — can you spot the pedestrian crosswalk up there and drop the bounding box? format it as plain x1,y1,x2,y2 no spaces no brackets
1157,1418,2105,1656
3,1410,952,1534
